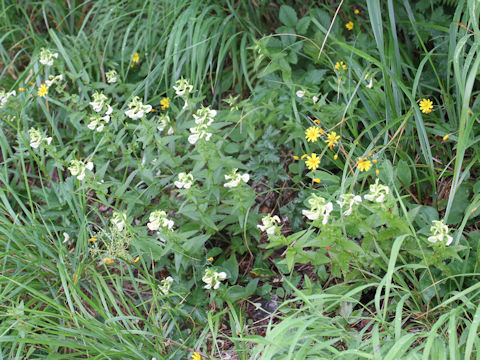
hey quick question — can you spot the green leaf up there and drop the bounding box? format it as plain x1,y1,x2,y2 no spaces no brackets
279,5,297,27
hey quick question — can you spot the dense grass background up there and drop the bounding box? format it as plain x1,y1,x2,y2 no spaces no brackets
1,0,480,359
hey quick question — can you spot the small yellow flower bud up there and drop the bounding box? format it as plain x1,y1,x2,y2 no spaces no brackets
301,154,308,159
443,134,450,141
207,257,214,262
313,178,321,183
333,154,338,160
293,155,299,160
134,256,140,263
18,87,25,91
102,258,114,264
88,237,97,242
373,159,378,164
313,119,320,125
368,152,373,157
376,169,380,175
354,9,360,14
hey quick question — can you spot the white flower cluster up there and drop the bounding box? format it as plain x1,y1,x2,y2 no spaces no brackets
337,193,362,216
111,211,128,232
173,77,193,96
106,69,118,83
45,74,63,87
159,276,174,295
428,220,453,246
174,172,194,189
202,268,227,290
147,210,174,231
364,179,390,203
157,113,174,135
68,159,94,181
188,105,216,145
88,92,113,131
0,89,16,107
29,128,52,149
302,194,333,224
125,96,152,119
224,168,250,188
39,48,58,66
257,214,281,235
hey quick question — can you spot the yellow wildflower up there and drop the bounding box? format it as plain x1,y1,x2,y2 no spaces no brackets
88,237,97,242
376,169,380,175
207,257,214,262
313,119,321,125
102,258,114,264
131,52,140,68
191,352,201,360
305,126,321,142
301,154,308,160
419,98,433,114
356,158,372,172
293,155,299,160
160,97,169,110
134,256,140,263
325,131,340,150
346,21,354,31
37,84,48,97
305,153,320,171
334,154,338,160
18,87,25,91
443,134,450,141
373,159,378,164
335,61,347,71
313,178,321,183
354,9,360,14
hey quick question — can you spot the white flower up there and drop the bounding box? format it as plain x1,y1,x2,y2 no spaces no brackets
366,79,373,89
157,114,174,134
106,69,118,83
312,95,319,104
257,214,281,235
202,268,227,290
188,124,212,145
87,112,111,132
29,128,52,149
173,77,193,96
89,92,109,112
45,74,63,87
174,172,194,189
296,90,305,98
364,179,390,203
111,211,128,232
159,276,174,295
337,194,362,216
193,105,217,125
302,194,333,225
224,169,250,188
63,232,70,243
68,159,94,181
0,89,16,107
39,48,58,66
147,210,174,231
427,220,453,246
125,96,152,119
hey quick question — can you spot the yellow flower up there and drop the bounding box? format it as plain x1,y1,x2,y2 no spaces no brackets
293,155,299,160
305,126,321,142
376,169,380,175
333,154,338,160
335,61,347,71
325,131,340,150
131,52,140,68
443,134,450,141
373,159,378,164
191,352,201,360
88,237,97,242
305,153,320,171
356,158,372,172
313,119,320,125
313,178,321,183
207,257,214,262
354,9,360,14
346,21,354,30
160,97,169,110
37,84,48,97
301,154,308,160
419,98,433,114
18,87,25,91
134,256,140,263
102,258,114,264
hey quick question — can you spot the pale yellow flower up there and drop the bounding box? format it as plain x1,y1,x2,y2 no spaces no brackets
305,126,321,142
305,153,320,171
419,98,433,114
